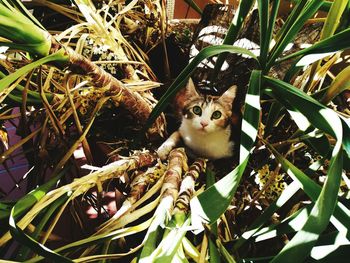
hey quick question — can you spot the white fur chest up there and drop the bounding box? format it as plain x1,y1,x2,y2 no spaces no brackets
179,122,234,159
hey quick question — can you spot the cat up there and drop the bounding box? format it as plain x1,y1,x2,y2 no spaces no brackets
157,78,238,160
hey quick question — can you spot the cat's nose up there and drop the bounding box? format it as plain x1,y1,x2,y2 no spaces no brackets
200,121,208,128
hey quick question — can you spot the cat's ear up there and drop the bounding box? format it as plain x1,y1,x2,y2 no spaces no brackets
173,78,199,117
185,78,200,97
218,85,237,106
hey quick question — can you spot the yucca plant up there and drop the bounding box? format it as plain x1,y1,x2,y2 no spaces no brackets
145,0,350,262
1,0,350,262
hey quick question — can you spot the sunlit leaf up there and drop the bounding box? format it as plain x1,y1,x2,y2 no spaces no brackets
9,203,73,262
279,27,350,63
268,0,325,69
0,49,68,99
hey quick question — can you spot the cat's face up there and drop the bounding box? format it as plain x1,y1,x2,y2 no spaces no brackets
176,79,237,133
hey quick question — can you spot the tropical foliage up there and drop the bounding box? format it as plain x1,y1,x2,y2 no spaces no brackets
0,0,350,262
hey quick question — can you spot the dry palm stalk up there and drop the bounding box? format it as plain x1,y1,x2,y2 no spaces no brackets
0,150,157,246
129,162,167,204
160,148,188,203
139,148,188,260
97,162,167,232
144,159,206,262
49,38,165,136
174,158,207,214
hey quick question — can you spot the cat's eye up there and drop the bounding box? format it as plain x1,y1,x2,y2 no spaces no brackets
192,106,202,115
211,111,222,119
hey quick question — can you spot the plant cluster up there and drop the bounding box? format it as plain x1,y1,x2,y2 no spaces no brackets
0,0,350,262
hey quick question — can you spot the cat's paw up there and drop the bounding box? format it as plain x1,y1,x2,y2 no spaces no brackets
156,142,173,160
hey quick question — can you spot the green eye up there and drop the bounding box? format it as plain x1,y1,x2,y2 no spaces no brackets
212,111,222,119
192,106,202,115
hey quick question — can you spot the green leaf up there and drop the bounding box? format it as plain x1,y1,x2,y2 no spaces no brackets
208,237,221,263
320,0,348,39
268,0,325,69
310,232,350,262
321,64,350,104
264,102,283,137
17,195,69,261
273,0,308,43
12,169,66,219
27,218,153,262
183,0,202,15
253,204,312,242
319,1,334,12
304,134,331,157
0,70,53,102
0,201,14,220
190,70,261,226
257,0,269,66
340,117,350,158
152,217,191,263
0,49,68,103
269,144,343,262
0,2,50,56
264,77,350,155
264,77,335,137
234,181,301,250
258,0,280,68
266,143,350,230
279,27,350,63
262,77,347,261
217,238,235,263
9,205,73,262
3,0,45,30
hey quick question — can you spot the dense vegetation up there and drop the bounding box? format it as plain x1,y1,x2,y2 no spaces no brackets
0,0,349,262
